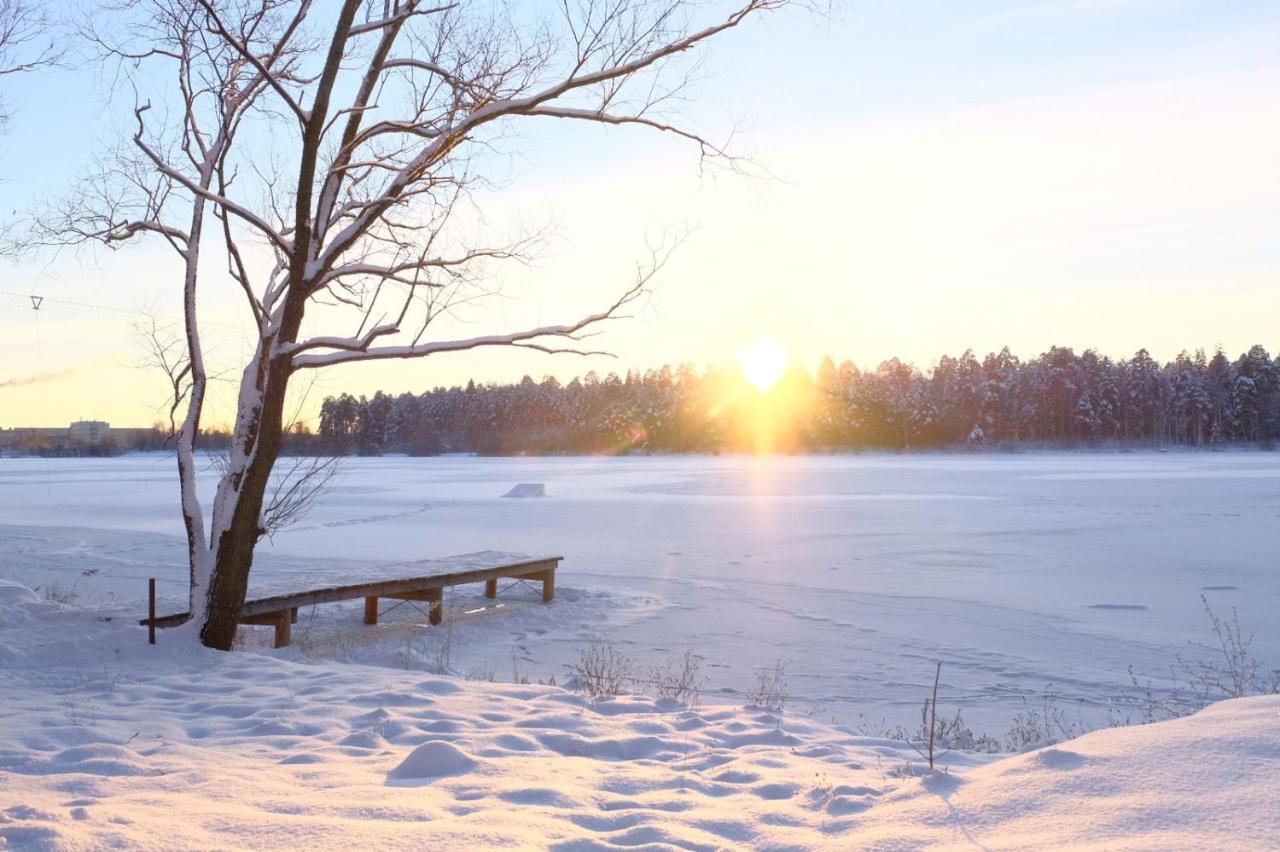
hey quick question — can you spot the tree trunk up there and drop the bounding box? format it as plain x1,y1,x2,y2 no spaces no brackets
198,352,293,650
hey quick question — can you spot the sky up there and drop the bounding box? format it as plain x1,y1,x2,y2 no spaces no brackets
1,0,1278,428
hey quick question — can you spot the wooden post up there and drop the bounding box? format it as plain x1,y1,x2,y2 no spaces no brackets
273,611,292,648
364,596,378,625
485,578,498,598
148,578,156,645
426,588,443,626
540,569,555,603
290,607,299,624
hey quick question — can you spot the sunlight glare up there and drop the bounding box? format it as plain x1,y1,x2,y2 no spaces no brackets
739,337,788,392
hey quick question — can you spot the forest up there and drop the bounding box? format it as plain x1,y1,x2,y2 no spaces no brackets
315,345,1280,455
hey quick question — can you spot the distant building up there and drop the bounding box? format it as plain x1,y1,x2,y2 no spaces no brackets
0,421,145,451
69,420,111,444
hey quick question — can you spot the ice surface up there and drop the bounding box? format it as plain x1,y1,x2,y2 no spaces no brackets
1,451,1278,731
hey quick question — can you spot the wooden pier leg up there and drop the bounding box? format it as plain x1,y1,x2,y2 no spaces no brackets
290,607,299,624
540,569,555,603
364,596,379,625
147,578,156,645
273,612,292,648
485,578,498,599
426,588,443,626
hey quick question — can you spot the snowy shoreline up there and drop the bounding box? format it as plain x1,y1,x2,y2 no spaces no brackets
2,582,1278,850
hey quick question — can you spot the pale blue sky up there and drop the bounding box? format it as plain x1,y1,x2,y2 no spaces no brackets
2,0,1278,426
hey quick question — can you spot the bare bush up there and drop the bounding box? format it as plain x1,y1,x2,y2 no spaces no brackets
397,619,455,675
465,663,496,682
570,642,637,699
1186,596,1280,699
36,580,79,604
1121,596,1280,723
647,650,705,707
294,622,367,658
1005,686,1086,752
748,659,790,712
929,709,1001,754
426,620,455,676
511,648,528,684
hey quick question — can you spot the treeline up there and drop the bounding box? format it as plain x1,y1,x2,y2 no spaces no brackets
316,345,1280,455
0,427,318,458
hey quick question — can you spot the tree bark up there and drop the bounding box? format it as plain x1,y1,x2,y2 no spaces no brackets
199,351,293,649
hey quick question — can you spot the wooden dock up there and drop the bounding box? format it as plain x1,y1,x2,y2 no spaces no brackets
142,554,562,647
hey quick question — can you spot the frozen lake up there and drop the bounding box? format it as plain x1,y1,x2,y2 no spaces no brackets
2,452,1278,732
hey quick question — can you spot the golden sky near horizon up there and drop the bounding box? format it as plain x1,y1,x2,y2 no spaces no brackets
2,1,1278,429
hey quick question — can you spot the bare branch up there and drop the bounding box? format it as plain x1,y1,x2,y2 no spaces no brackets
132,103,293,254
348,3,457,38
288,243,672,369
260,455,342,539
132,311,193,438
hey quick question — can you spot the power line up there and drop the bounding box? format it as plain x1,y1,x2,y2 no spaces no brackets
0,288,244,332
0,288,140,317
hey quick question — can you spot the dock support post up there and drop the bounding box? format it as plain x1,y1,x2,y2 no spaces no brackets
148,578,156,645
273,611,292,648
364,596,379,625
485,578,498,599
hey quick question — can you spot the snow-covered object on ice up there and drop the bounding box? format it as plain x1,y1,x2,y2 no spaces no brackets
502,482,546,498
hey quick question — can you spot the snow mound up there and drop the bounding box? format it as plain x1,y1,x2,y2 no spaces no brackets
1029,747,1086,770
42,744,157,777
501,482,545,498
0,579,39,606
387,740,477,780
855,695,1280,847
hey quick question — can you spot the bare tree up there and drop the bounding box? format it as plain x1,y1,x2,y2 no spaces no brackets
0,0,56,131
34,0,793,649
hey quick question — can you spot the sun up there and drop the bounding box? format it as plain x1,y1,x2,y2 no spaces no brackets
739,337,788,392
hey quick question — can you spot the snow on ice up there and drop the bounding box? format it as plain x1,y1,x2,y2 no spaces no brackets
2,452,1277,730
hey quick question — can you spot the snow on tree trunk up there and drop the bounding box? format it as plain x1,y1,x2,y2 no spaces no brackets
198,347,294,650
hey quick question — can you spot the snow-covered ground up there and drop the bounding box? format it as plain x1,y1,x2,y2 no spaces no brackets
2,452,1279,735
3,452,1280,848
2,581,1278,850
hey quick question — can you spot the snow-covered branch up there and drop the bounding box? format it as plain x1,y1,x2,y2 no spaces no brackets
347,3,457,38
191,0,313,125
132,104,293,255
